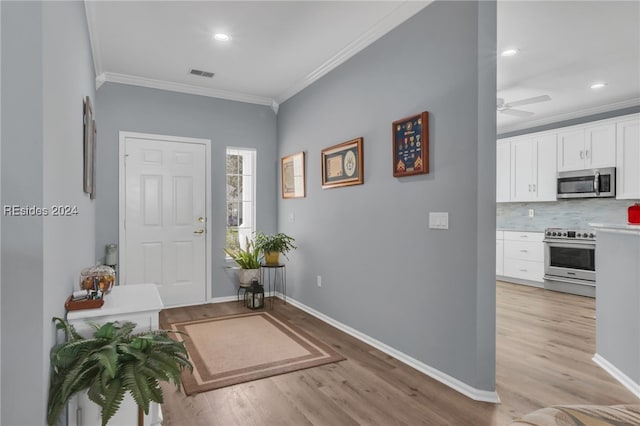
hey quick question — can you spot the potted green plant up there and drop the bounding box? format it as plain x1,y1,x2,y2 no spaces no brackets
47,317,192,426
254,232,296,265
224,237,261,285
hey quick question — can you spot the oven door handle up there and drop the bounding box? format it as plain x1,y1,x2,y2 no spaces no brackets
594,171,600,195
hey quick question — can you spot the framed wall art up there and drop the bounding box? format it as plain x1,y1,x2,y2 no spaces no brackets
83,96,93,195
321,137,363,189
90,119,97,199
281,151,306,199
392,111,429,177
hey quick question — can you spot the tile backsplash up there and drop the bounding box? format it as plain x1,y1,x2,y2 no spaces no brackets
497,199,639,231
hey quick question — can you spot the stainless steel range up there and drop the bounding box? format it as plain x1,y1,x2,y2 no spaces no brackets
543,228,596,297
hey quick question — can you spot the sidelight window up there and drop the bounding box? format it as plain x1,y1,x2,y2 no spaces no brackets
225,148,256,254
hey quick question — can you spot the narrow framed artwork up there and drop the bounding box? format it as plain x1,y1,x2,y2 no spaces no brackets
281,151,306,199
83,96,93,194
90,120,97,199
321,137,364,189
392,111,429,177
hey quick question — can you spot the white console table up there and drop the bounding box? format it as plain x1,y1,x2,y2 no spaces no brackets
590,223,640,399
66,284,164,426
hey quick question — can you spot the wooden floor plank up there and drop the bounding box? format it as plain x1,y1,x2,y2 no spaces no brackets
158,282,637,425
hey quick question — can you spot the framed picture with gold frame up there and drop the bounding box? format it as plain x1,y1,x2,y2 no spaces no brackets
392,111,429,177
281,151,306,199
321,137,364,189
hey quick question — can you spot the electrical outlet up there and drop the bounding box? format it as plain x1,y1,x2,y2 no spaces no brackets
528,209,535,218
317,275,322,287
288,213,295,223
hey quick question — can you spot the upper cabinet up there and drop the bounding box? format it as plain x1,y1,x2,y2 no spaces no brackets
616,117,640,199
557,123,616,172
496,142,511,203
497,113,638,203
510,134,556,202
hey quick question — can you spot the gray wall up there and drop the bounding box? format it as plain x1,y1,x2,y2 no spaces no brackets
595,229,640,386
497,199,640,231
277,1,496,392
95,83,278,298
1,2,97,424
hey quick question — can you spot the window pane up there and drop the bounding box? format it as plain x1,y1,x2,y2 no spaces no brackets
226,148,255,254
227,176,240,202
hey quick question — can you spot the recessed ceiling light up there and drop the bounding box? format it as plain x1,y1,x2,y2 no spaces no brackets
213,33,231,42
590,82,607,89
501,48,519,57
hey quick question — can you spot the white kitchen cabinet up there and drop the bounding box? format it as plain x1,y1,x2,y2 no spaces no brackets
616,116,640,199
67,284,164,426
557,124,616,172
496,231,504,276
502,231,544,283
510,134,556,202
496,142,511,203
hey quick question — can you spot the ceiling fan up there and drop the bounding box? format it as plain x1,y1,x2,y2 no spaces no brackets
497,95,551,117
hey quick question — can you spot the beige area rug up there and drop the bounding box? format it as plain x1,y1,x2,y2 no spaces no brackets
170,311,345,395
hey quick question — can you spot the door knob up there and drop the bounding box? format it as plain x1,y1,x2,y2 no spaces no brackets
198,217,205,223
193,229,205,234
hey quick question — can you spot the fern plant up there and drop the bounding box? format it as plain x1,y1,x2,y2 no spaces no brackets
47,317,192,426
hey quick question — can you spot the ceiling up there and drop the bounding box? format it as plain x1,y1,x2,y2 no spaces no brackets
497,1,639,133
85,1,640,132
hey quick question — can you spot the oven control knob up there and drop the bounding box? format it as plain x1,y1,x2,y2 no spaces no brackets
589,233,595,238
546,231,551,236
578,233,584,238
562,232,567,236
552,232,557,236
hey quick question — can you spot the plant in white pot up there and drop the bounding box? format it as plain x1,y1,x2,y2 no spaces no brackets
224,237,261,285
254,232,296,265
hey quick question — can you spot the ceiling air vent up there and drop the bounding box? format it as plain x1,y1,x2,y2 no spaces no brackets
189,69,214,78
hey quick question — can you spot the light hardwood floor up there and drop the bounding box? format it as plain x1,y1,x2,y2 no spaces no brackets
159,281,637,425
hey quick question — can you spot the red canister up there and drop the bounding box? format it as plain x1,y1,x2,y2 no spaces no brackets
629,203,640,224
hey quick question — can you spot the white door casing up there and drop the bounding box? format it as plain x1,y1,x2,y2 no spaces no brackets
119,132,211,307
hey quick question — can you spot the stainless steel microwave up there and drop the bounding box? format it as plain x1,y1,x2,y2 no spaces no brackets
557,167,615,199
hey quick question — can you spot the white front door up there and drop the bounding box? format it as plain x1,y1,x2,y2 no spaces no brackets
122,134,208,307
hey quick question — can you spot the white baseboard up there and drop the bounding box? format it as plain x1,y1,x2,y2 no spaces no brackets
593,353,640,399
209,295,240,304
279,294,500,404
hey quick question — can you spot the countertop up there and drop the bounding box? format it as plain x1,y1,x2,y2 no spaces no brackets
589,223,640,234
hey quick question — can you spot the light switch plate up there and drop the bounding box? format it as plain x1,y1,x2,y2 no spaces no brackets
288,213,295,223
429,212,449,229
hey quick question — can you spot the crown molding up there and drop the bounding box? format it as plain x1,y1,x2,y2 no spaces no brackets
276,0,432,104
498,97,640,134
97,72,277,109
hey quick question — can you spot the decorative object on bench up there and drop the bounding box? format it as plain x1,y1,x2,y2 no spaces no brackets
79,264,115,294
254,231,296,265
509,404,640,425
47,317,192,426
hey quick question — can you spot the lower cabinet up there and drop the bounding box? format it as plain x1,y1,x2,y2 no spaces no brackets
66,284,164,426
498,231,544,284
